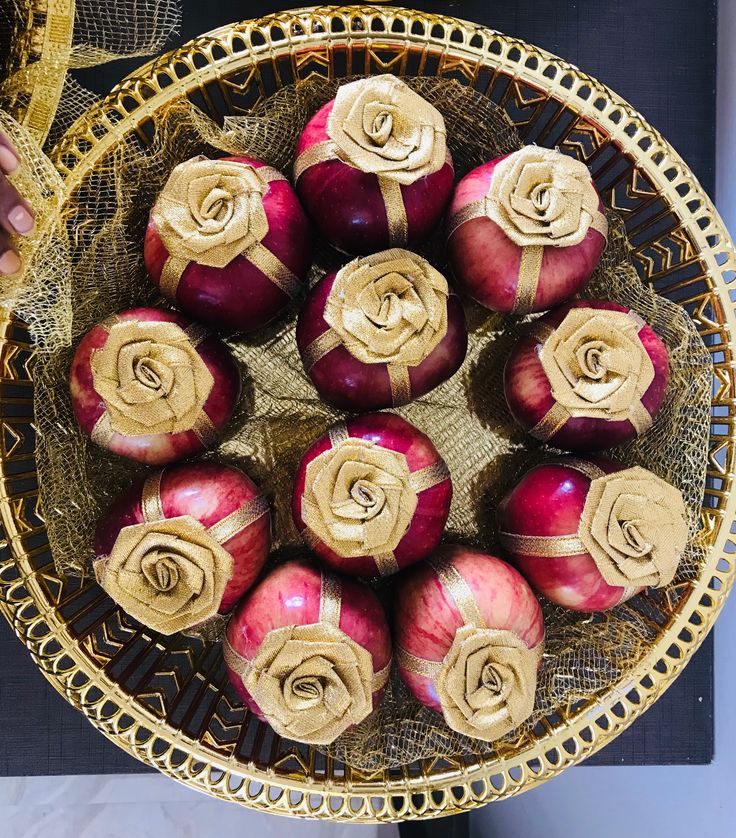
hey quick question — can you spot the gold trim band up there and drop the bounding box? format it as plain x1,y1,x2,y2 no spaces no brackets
428,556,486,629
141,472,165,523
378,175,409,245
387,364,412,406
319,571,342,627
408,460,451,494
396,646,443,679
206,494,270,545
499,530,587,557
302,328,342,372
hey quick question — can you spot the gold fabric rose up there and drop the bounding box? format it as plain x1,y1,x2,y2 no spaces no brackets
579,467,688,588
328,75,447,185
301,437,417,558
153,156,270,268
538,308,655,429
435,625,541,741
324,249,449,367
94,516,233,635
486,146,605,248
91,319,214,437
242,623,375,745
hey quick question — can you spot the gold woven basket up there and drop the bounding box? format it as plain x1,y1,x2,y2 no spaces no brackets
1,4,734,822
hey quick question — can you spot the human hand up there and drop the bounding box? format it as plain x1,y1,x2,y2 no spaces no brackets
0,129,35,276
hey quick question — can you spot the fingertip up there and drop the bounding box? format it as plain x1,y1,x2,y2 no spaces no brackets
0,146,20,175
0,249,21,276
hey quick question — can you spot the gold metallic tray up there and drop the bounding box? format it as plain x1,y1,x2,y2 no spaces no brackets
1,4,734,822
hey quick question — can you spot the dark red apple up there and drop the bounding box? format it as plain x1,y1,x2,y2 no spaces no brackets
394,545,544,741
224,559,391,744
447,148,607,313
296,249,468,411
497,457,688,611
94,461,271,634
70,306,241,465
292,412,452,577
145,155,311,333
504,299,669,451
294,75,454,255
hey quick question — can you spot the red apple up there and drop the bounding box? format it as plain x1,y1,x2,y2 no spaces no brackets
447,148,607,313
224,559,391,744
94,461,271,634
145,155,311,333
292,412,452,577
394,545,544,741
70,306,241,465
296,249,468,411
497,457,688,611
295,76,454,255
504,299,669,451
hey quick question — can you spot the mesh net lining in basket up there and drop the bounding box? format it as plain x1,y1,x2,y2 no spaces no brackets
31,77,712,769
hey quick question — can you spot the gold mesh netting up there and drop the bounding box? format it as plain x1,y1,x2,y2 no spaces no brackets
0,109,70,348
31,76,711,769
0,0,180,346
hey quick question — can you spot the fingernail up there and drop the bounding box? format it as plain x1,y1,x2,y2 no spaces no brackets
0,146,19,173
8,205,34,235
0,250,21,275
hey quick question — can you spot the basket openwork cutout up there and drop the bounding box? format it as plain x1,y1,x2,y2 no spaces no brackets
0,4,733,823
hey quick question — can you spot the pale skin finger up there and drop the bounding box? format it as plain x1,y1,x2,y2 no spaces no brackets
0,129,35,261
0,229,20,277
0,130,20,175
0,171,34,237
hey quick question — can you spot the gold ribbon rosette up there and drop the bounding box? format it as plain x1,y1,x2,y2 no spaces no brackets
294,75,450,244
223,572,390,745
89,316,217,446
447,146,608,312
300,423,450,576
500,460,688,595
397,556,543,742
528,307,656,442
94,472,270,635
301,249,449,405
152,155,302,302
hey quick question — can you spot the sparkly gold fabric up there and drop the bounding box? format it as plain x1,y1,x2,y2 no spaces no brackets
436,626,543,742
90,319,214,437
94,516,233,635
153,156,270,269
327,75,447,185
539,307,656,427
301,437,417,559
579,467,688,588
323,249,449,367
486,146,607,248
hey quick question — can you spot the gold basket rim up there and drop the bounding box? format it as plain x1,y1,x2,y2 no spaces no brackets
1,4,734,822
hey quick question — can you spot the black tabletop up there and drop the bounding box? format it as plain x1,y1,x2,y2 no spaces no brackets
0,0,716,775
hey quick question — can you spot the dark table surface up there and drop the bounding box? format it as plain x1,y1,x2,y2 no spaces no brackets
0,0,717,775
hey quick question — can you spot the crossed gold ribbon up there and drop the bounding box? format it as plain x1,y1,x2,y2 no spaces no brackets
90,315,220,448
446,147,608,314
396,555,543,741
300,421,451,577
223,569,391,744
93,470,270,634
154,158,302,303
525,308,655,443
498,459,687,596
301,250,450,406
293,75,452,247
